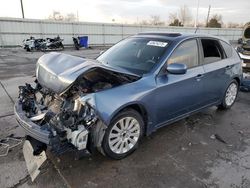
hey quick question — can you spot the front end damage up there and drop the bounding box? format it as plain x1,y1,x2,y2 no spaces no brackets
15,80,135,155
15,80,101,154
14,53,140,163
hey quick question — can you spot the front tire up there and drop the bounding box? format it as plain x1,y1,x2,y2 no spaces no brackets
60,43,64,50
218,80,239,110
101,109,144,160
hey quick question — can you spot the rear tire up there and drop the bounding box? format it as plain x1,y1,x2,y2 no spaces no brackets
101,109,144,160
218,80,239,110
74,43,80,50
73,38,80,50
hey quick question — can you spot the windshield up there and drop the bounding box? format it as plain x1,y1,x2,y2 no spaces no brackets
97,37,169,75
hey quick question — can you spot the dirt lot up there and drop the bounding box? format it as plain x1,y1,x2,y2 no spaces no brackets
0,47,250,188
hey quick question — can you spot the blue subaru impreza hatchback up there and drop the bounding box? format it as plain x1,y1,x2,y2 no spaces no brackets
15,33,242,159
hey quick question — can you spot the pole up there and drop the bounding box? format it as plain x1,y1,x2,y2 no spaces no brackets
20,0,25,18
195,0,200,27
206,5,211,27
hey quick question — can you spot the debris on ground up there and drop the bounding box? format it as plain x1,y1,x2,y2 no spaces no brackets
0,142,9,157
204,123,212,126
23,140,47,181
200,141,208,146
238,130,244,135
185,118,200,130
210,134,216,140
0,135,22,157
210,134,227,144
214,134,227,144
181,147,188,151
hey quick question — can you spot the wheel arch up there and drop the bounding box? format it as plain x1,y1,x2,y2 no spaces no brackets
221,76,240,98
233,76,240,86
108,102,149,135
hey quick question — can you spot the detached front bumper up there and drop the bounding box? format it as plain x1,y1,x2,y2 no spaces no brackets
14,101,51,145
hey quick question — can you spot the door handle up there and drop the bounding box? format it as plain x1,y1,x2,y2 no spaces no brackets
196,74,204,78
195,74,204,81
225,65,232,69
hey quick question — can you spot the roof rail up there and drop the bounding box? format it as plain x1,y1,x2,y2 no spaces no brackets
137,33,182,37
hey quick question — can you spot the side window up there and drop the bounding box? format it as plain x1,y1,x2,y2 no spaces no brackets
220,41,233,58
201,39,224,64
168,39,199,68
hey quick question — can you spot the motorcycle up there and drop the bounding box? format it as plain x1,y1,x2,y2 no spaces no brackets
40,36,64,51
72,37,80,50
22,37,45,52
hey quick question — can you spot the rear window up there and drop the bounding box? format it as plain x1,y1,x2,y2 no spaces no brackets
220,41,233,58
201,39,224,64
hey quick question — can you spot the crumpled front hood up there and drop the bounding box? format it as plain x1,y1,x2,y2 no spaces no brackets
36,52,138,94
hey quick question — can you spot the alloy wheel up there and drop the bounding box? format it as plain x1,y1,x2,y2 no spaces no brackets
108,117,140,154
225,82,238,106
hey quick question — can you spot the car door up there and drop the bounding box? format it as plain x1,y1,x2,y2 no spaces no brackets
199,38,230,104
154,39,206,127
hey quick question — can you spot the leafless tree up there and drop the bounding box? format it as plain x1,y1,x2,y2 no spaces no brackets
138,15,165,26
65,13,77,22
150,15,165,26
168,13,183,26
48,11,64,21
227,22,244,28
178,5,192,26
168,6,192,27
48,11,77,22
169,13,178,22
139,20,150,25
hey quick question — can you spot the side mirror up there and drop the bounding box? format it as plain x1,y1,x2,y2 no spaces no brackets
167,63,187,74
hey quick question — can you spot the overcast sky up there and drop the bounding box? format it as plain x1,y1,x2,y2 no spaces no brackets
0,0,249,24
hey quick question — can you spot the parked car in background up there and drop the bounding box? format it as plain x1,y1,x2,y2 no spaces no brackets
237,22,250,71
15,33,242,161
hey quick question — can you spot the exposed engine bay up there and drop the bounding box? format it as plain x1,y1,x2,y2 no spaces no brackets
18,66,139,153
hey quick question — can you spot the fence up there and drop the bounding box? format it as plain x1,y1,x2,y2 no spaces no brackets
0,17,243,47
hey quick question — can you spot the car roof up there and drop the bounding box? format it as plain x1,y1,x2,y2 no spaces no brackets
133,32,229,44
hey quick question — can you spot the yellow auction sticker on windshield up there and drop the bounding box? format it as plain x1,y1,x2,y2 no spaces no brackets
147,41,168,47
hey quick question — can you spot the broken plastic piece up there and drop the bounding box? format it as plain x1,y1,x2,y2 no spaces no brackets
214,134,227,144
210,134,227,144
0,137,22,157
0,143,9,157
210,134,216,139
23,140,47,181
30,113,46,121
